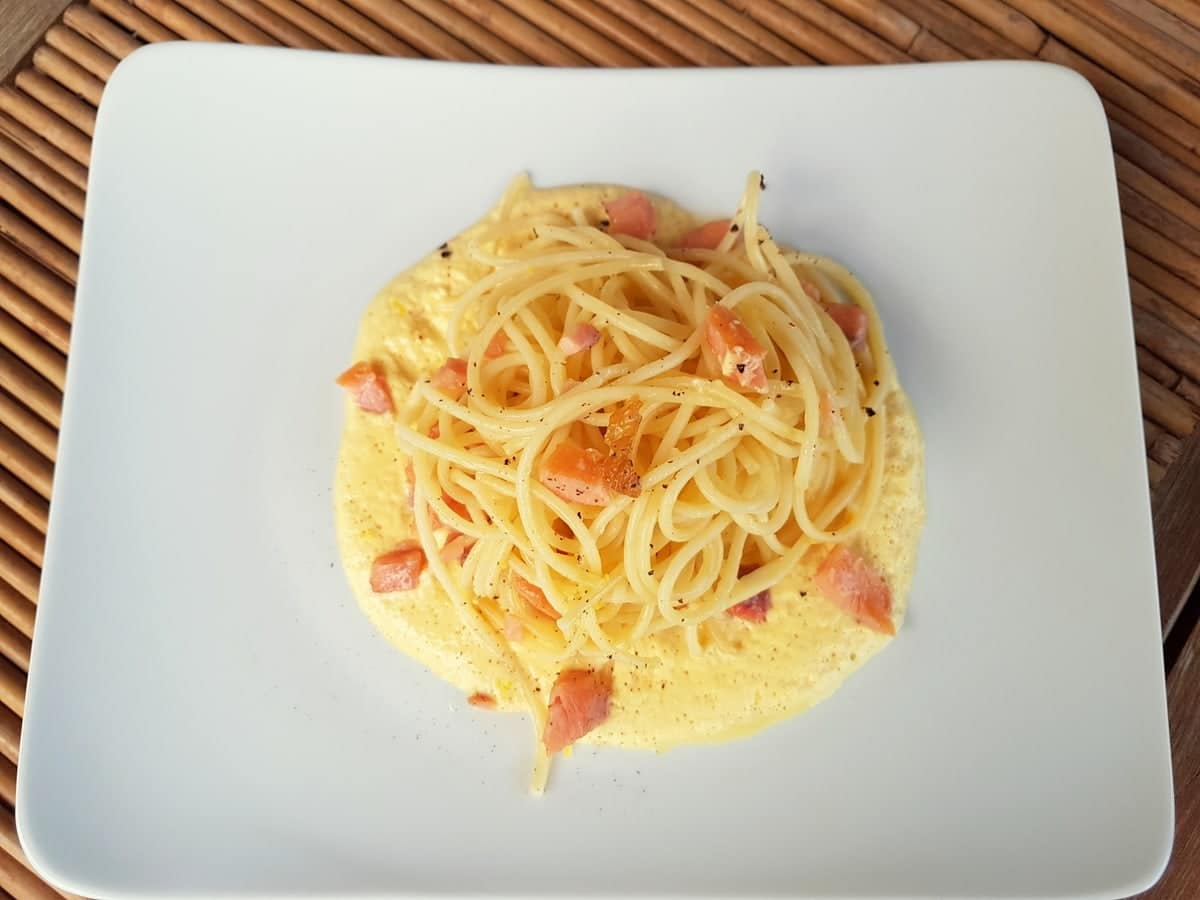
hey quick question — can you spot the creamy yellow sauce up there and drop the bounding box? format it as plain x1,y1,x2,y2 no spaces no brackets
334,182,925,751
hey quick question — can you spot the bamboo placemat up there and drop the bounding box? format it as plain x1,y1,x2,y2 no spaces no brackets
1,2,1199,898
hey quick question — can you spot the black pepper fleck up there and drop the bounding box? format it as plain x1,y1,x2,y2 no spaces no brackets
865,407,876,417
730,223,739,232
759,173,766,190
737,423,745,431
440,250,452,258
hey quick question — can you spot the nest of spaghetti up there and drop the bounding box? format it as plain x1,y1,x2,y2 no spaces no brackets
383,174,893,658
336,173,922,790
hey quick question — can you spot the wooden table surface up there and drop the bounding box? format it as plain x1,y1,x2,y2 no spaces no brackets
0,1,1198,898
0,0,70,80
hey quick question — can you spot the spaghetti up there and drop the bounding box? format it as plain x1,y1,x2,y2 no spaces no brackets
375,172,900,790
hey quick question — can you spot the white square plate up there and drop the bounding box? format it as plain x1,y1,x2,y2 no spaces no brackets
18,44,1172,899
